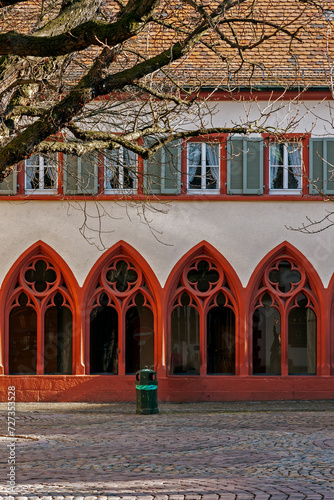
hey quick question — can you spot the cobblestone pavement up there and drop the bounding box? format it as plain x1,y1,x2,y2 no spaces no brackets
1,401,334,499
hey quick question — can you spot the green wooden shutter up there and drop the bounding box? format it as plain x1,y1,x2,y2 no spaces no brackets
227,138,263,194
0,169,17,194
244,139,263,194
64,153,97,194
309,139,324,194
309,138,334,195
227,138,243,194
63,155,79,194
81,153,98,194
324,140,334,194
144,138,181,194
161,140,181,194
144,138,162,194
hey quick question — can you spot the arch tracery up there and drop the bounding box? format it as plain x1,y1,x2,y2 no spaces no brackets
252,252,318,376
168,251,238,376
87,250,155,375
7,253,74,375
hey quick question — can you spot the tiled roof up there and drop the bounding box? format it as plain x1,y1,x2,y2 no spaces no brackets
2,0,334,89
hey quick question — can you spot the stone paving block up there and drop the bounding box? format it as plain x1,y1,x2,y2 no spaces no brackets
1,402,334,498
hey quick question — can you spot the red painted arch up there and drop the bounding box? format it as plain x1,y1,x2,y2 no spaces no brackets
164,241,244,301
246,241,328,376
247,241,324,299
0,241,81,375
82,240,162,376
163,241,245,377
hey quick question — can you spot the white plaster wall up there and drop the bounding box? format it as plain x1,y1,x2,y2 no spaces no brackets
1,199,334,288
82,99,334,136
205,100,334,136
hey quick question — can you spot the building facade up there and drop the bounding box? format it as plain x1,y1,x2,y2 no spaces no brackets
0,90,334,402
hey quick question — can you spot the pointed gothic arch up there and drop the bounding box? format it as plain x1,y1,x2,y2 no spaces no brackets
248,242,324,376
0,241,80,375
165,242,243,376
83,241,162,376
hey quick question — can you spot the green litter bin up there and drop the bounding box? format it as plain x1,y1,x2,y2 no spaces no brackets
136,368,159,414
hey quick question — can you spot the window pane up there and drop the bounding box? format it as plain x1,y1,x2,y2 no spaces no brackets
43,164,57,190
90,305,118,374
207,306,235,374
25,165,39,190
287,167,301,189
206,166,218,189
288,295,316,375
106,166,120,189
123,167,135,189
188,143,202,165
287,143,301,165
270,144,283,165
45,304,72,374
171,305,200,374
126,299,154,374
188,143,202,189
206,143,219,165
105,150,120,189
188,165,202,189
26,155,40,166
253,302,281,375
9,307,37,374
122,149,136,189
270,166,283,189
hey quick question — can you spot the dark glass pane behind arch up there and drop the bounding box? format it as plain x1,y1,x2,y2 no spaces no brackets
9,307,37,374
207,306,235,374
126,304,154,374
253,304,281,375
90,306,118,374
171,306,199,374
288,295,316,375
45,305,72,374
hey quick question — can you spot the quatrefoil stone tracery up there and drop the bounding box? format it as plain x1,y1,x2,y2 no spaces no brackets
106,259,138,293
186,259,220,293
24,259,57,293
267,260,302,295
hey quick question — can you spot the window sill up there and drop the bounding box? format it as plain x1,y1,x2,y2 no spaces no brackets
187,189,220,195
104,189,137,195
25,189,58,195
269,189,302,195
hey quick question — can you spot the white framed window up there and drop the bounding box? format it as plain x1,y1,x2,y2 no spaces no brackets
187,142,220,193
269,142,302,194
25,155,58,193
104,148,137,193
